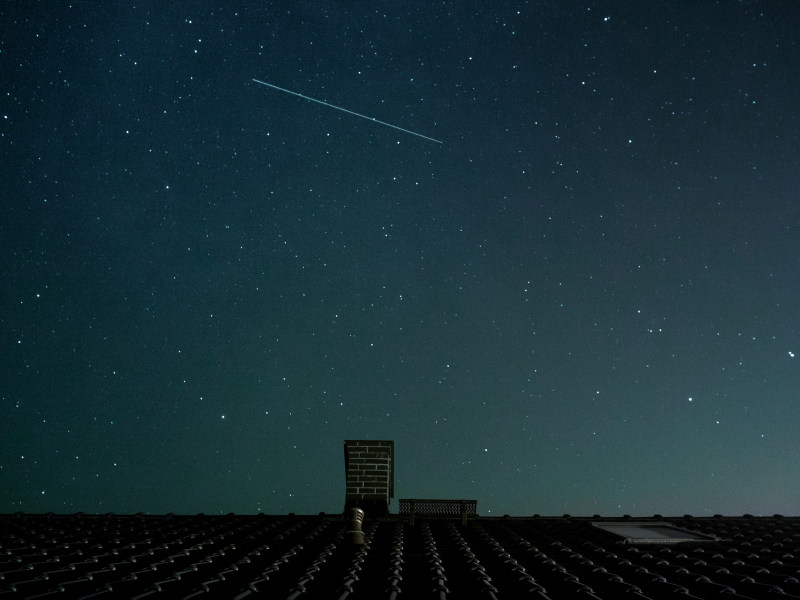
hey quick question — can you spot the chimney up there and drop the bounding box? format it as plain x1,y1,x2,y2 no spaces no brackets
343,440,394,515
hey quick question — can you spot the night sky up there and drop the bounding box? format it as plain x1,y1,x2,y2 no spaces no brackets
2,2,799,517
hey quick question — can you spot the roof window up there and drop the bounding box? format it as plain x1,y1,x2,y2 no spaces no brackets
592,521,717,544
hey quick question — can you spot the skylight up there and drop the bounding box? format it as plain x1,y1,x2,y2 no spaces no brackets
592,521,717,544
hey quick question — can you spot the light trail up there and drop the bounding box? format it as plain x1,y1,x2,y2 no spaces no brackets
252,79,443,144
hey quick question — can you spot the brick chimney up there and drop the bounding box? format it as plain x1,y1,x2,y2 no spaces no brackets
343,440,394,515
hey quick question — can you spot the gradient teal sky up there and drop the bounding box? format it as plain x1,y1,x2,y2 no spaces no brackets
2,1,799,516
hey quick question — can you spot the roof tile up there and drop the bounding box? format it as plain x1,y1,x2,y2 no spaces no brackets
3,513,800,598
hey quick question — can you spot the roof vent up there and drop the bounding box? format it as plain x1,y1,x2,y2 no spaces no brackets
343,440,394,515
347,507,365,545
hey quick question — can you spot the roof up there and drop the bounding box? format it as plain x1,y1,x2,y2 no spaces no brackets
2,512,800,599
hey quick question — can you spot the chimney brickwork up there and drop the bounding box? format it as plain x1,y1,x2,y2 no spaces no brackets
343,440,394,514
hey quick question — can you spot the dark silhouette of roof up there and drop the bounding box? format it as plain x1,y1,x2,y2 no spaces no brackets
2,512,800,598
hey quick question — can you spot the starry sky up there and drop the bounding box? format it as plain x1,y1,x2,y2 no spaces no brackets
2,2,799,517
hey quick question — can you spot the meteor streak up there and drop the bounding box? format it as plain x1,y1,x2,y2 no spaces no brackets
252,78,443,144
